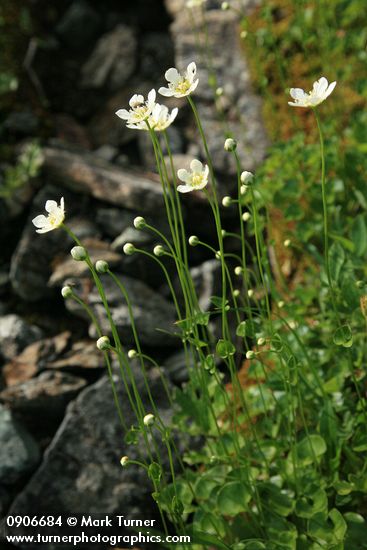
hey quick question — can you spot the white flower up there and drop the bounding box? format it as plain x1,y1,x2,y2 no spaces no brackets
32,198,65,234
127,103,178,132
187,0,206,7
288,77,336,108
159,62,199,99
177,159,209,193
115,89,156,126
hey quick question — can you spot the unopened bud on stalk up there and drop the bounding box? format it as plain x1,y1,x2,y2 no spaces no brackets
284,239,291,248
221,229,227,237
96,336,111,351
221,1,230,10
128,349,138,359
240,185,249,195
234,266,243,276
257,337,266,346
153,245,165,257
242,212,251,222
61,285,73,299
248,289,254,298
143,413,155,427
233,289,240,297
216,87,224,96
224,138,237,151
246,350,256,360
134,216,146,230
278,300,285,309
120,456,129,467
123,243,136,255
222,196,232,207
188,235,199,246
95,260,109,273
71,246,87,261
215,250,222,260
240,30,248,39
240,171,254,184
356,280,365,289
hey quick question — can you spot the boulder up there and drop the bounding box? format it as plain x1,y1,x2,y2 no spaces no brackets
6,368,174,548
0,404,40,485
65,274,177,347
81,25,137,92
0,371,87,421
41,147,165,214
56,0,101,50
0,314,43,361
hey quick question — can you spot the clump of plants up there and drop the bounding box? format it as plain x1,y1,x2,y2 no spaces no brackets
31,2,367,548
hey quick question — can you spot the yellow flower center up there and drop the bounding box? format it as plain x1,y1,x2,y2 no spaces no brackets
174,79,191,94
191,174,204,188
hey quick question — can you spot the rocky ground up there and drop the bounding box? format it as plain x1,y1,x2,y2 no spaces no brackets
0,0,267,548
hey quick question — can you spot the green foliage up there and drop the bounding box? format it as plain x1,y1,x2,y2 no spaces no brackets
0,141,42,198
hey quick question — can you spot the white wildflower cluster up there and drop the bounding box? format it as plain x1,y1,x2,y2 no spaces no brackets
115,62,198,133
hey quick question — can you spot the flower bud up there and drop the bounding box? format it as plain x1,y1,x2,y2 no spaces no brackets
284,239,291,248
240,185,249,195
221,229,227,237
96,335,111,351
240,30,248,39
246,350,256,360
233,289,240,297
257,337,266,346
216,87,224,96
278,300,285,309
356,280,365,289
123,243,136,255
224,138,237,151
143,413,155,427
153,245,165,257
61,285,73,299
215,250,221,260
128,349,138,359
221,1,230,10
242,212,251,222
71,246,87,261
222,196,232,207
234,266,243,276
120,456,129,467
95,260,109,273
240,171,254,184
248,289,254,298
189,235,199,246
134,216,146,230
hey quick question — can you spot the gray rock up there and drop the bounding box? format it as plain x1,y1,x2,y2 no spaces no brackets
190,258,222,312
81,25,137,92
0,404,40,485
56,0,101,49
140,32,174,80
0,371,87,420
5,368,173,547
96,208,135,239
167,7,268,174
94,144,118,163
65,274,177,347
41,147,165,214
4,110,39,136
10,185,98,301
0,314,43,361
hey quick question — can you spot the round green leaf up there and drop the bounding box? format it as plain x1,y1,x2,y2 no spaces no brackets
217,482,251,516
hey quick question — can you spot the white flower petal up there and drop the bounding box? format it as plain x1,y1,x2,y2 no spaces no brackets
158,86,174,97
147,88,156,105
325,80,337,99
313,77,328,96
32,214,48,228
45,200,58,213
189,79,199,94
190,159,203,173
290,88,306,100
115,109,130,120
187,62,197,82
36,226,53,234
165,68,180,85
177,184,194,193
177,169,189,182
